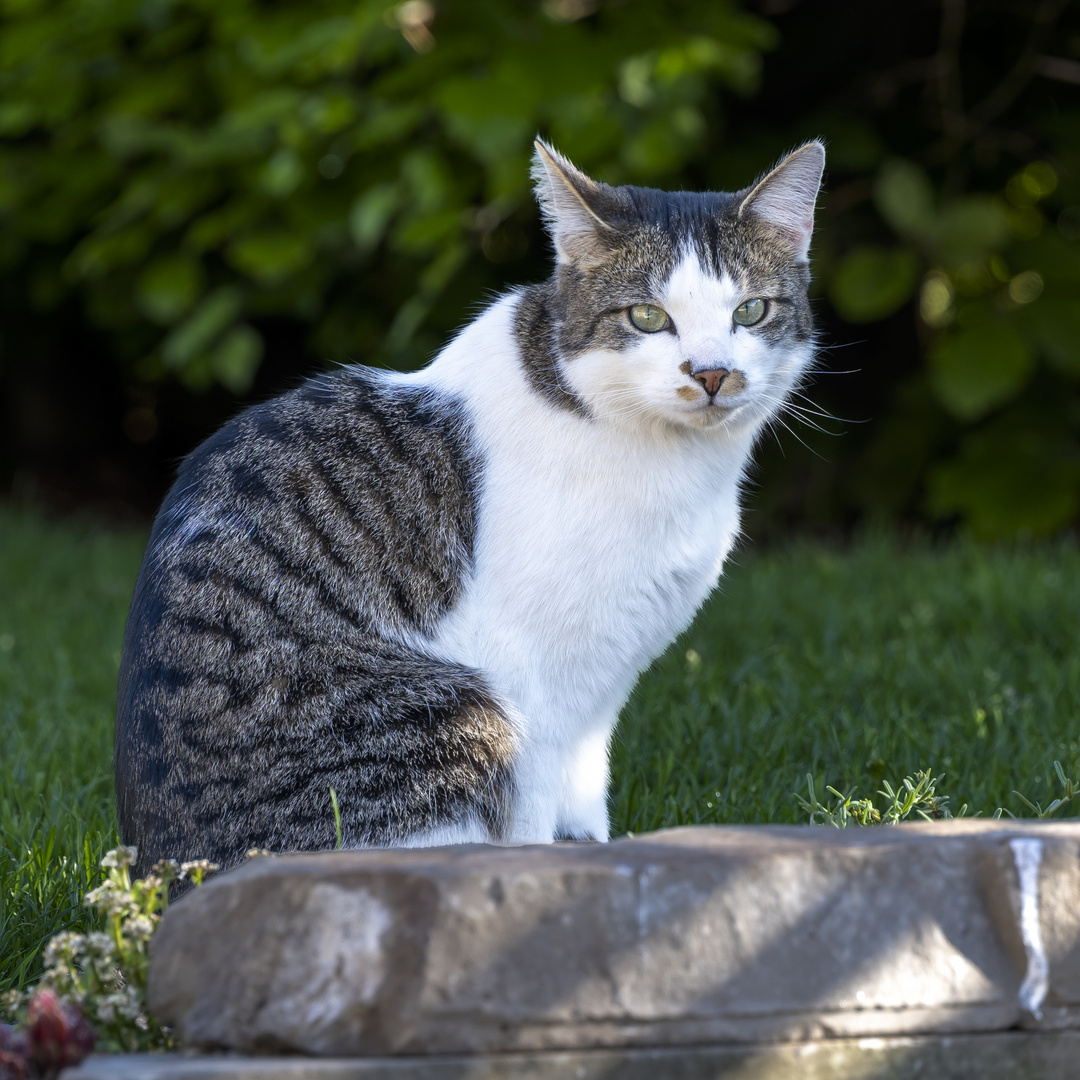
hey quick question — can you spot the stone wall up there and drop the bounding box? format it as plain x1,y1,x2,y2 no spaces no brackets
142,822,1079,1058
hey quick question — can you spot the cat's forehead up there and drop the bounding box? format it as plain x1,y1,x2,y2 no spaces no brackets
608,187,735,275
599,185,794,291
616,186,736,234
660,253,740,311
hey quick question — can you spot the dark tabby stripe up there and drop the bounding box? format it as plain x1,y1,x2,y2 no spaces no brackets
115,368,514,873
513,280,591,416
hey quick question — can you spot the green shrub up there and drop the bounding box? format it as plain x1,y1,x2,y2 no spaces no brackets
4,3,1080,534
0,0,771,387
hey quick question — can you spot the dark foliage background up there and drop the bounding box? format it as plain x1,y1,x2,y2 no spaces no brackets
2,0,1079,539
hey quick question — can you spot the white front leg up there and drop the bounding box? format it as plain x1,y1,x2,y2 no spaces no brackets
505,722,614,844
555,723,613,842
505,735,562,844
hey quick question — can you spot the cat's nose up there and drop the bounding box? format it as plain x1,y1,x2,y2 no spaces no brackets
693,368,729,397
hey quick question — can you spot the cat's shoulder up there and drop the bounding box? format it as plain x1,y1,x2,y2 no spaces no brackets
178,364,472,476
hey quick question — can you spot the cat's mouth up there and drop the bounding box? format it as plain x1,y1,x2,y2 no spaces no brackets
681,398,744,429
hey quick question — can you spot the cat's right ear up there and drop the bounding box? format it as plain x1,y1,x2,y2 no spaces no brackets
738,141,825,262
532,139,615,266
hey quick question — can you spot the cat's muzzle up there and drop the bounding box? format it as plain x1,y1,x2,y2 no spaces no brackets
691,367,748,400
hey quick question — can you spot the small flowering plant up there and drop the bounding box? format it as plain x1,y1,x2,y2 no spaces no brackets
0,847,217,1074
1,989,95,1080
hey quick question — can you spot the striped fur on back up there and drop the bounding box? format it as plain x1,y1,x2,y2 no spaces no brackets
116,370,514,872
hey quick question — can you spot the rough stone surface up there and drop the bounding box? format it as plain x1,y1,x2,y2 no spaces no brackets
60,1033,1080,1080
147,822,1080,1057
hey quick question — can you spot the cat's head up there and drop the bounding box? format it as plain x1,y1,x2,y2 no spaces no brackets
526,139,824,435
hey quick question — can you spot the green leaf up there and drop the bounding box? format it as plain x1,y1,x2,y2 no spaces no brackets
226,230,313,286
927,412,1080,537
394,209,461,255
435,66,538,165
259,148,304,198
828,246,920,323
65,224,156,281
186,199,263,253
933,196,1011,264
623,108,707,177
400,150,452,213
875,159,935,238
351,102,425,151
300,90,359,136
210,325,263,395
161,286,243,369
348,183,399,252
135,254,203,325
928,308,1034,420
0,100,36,136
1025,297,1080,377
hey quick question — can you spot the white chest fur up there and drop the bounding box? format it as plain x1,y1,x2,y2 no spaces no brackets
402,296,761,843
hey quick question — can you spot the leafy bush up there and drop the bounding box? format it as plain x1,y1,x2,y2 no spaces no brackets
855,154,1080,537
0,0,770,390
3,3,1080,529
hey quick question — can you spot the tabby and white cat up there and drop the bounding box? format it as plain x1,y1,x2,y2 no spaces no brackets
116,139,824,871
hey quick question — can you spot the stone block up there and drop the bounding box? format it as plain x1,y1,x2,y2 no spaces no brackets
60,1033,1080,1080
147,822,1080,1057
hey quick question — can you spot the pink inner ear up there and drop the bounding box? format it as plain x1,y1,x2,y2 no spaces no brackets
532,144,613,266
741,143,825,259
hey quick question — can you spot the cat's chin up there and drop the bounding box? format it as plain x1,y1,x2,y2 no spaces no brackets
673,401,744,431
597,397,751,436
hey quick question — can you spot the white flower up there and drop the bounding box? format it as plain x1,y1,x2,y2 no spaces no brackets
117,987,145,1021
91,955,122,987
85,880,137,918
180,859,219,879
43,932,84,968
100,847,137,870
85,931,113,955
0,988,25,1021
151,859,180,880
124,915,156,942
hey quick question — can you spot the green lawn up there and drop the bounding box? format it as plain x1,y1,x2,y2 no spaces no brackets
1,508,144,994
3,506,1080,993
612,533,1080,831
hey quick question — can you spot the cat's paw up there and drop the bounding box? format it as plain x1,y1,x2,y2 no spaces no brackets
553,827,603,843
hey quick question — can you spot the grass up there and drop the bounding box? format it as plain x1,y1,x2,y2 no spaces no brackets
1,508,144,994
3,507,1080,993
611,532,1080,832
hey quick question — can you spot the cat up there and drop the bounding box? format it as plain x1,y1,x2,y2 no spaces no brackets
115,138,825,873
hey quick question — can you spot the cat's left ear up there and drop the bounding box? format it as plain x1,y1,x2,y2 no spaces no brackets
532,139,616,266
738,141,825,261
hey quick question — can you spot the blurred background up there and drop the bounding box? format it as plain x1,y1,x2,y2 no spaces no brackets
1,0,1079,542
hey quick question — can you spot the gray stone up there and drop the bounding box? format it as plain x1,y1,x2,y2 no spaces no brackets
147,822,1080,1057
60,1033,1080,1080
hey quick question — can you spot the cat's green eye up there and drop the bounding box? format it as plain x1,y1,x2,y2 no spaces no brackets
733,298,767,326
629,304,670,333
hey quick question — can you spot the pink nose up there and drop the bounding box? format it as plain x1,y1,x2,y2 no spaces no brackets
693,368,729,396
